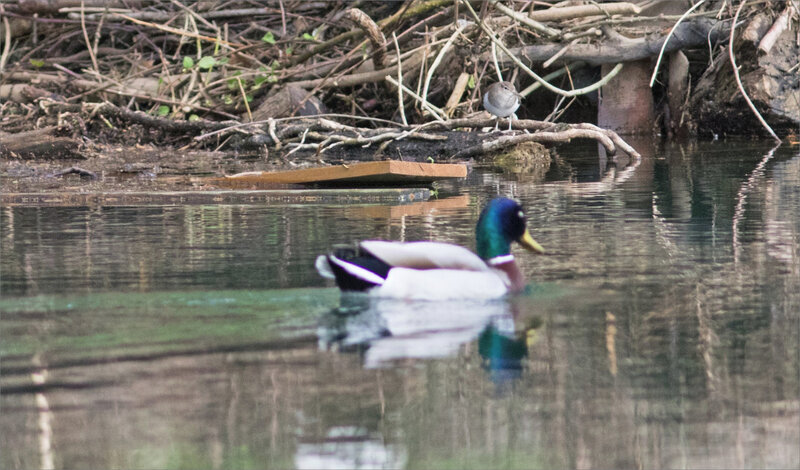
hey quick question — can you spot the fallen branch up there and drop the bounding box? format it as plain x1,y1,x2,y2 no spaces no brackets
429,117,641,159
757,4,794,54
0,84,53,102
343,8,387,68
41,101,237,133
451,127,616,160
489,18,728,66
49,166,98,179
0,127,81,159
527,2,641,22
287,129,447,156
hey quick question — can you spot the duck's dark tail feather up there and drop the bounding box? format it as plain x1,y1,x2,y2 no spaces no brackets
315,246,391,292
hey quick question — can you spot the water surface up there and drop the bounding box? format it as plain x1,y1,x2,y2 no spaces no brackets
2,140,799,469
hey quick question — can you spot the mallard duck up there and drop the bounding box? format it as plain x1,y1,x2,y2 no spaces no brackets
315,197,544,300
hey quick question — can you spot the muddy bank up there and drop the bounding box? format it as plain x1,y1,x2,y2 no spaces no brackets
1,1,798,194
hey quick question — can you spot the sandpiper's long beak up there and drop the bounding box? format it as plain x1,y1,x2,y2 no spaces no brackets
517,229,545,254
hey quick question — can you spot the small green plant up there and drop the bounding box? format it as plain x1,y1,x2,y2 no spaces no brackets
156,105,170,117
261,32,276,44
227,71,243,90
197,56,216,70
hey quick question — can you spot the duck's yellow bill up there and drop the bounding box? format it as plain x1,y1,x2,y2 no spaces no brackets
518,229,545,254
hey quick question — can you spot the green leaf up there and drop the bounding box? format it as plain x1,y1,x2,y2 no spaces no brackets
157,105,170,117
427,156,435,163
188,114,200,122
302,33,314,41
227,78,239,90
182,56,194,69
284,46,293,56
467,74,476,89
254,75,269,87
261,32,276,44
29,59,45,68
245,94,253,103
223,94,233,105
197,56,216,70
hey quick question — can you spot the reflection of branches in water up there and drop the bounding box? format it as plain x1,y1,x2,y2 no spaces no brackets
651,193,681,259
499,151,643,199
32,354,55,470
732,146,778,266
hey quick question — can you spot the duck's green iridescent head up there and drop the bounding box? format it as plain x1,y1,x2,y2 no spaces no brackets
475,197,545,261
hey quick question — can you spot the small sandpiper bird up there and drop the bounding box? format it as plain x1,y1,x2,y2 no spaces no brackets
483,81,522,132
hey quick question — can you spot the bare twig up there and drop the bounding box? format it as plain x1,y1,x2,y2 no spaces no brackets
489,0,561,38
385,75,446,121
114,13,244,49
729,0,780,142
236,77,252,122
422,22,465,110
80,1,100,73
392,32,408,126
0,4,11,74
650,0,706,87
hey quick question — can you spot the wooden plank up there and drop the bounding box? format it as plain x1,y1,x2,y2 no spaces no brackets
216,160,468,186
0,188,430,207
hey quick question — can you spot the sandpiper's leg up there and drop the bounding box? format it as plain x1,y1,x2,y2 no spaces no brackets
493,119,499,132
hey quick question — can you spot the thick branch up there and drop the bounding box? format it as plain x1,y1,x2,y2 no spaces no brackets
489,18,728,66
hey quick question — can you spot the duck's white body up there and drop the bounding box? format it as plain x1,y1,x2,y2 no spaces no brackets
373,265,510,300
316,241,520,300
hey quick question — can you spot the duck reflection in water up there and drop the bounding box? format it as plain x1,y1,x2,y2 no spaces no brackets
318,295,543,389
478,314,543,390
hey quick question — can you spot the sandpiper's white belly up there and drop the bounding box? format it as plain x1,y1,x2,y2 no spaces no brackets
483,91,520,118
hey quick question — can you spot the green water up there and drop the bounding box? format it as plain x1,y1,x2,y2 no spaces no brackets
2,140,799,469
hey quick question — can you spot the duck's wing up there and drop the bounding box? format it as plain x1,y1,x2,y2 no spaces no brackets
360,241,490,272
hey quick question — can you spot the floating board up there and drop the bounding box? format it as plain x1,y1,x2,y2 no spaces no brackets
0,188,430,207
216,160,468,187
